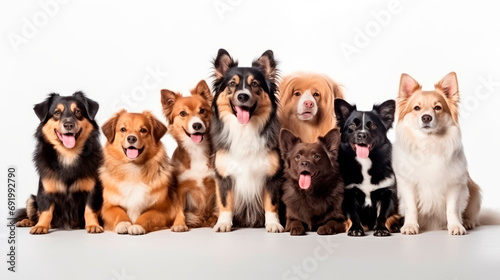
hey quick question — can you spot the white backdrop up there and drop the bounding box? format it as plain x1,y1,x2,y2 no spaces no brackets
1,0,499,218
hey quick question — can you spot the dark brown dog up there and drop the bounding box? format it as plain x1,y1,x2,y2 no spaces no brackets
280,128,345,235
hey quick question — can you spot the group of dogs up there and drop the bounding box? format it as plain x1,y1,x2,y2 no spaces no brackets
14,49,495,236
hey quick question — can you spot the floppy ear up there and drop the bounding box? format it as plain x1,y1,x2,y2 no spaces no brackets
160,89,181,123
334,98,356,128
192,80,213,104
102,110,125,143
399,73,421,99
253,50,278,81
279,129,301,160
73,91,99,120
435,72,459,102
318,128,341,163
373,99,396,130
147,112,167,143
213,49,237,80
33,93,59,122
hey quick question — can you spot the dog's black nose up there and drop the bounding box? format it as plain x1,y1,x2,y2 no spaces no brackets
192,122,203,131
300,161,310,168
127,135,137,144
357,132,368,140
63,121,74,131
237,93,250,103
421,114,433,123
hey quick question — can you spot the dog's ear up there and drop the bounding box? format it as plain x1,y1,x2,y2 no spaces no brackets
334,98,356,128
33,93,59,122
253,50,278,81
160,89,181,123
146,112,167,143
192,80,213,104
102,110,125,144
373,99,396,130
319,128,341,162
73,91,99,121
399,73,421,99
435,72,459,102
279,129,301,159
213,49,237,80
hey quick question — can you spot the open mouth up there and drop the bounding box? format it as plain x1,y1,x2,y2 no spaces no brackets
55,128,82,149
182,127,204,144
298,171,318,190
230,102,256,125
350,143,373,159
122,146,145,159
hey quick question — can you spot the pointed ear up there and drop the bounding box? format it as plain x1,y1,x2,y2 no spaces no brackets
102,110,125,143
399,73,421,99
192,80,213,104
279,129,301,159
160,89,180,122
253,50,278,81
34,93,59,122
373,99,396,130
319,128,341,162
334,98,355,127
146,112,167,143
213,49,237,80
74,91,99,120
435,72,459,101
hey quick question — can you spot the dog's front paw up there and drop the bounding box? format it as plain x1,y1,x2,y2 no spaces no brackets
266,222,284,233
373,227,391,237
401,223,419,235
213,222,232,232
462,219,477,230
290,226,306,236
30,225,49,234
86,224,104,234
115,221,132,234
347,227,365,237
317,225,334,235
128,225,146,235
171,224,189,232
448,224,466,235
16,219,35,227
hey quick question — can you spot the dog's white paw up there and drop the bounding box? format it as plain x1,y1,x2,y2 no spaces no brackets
401,223,419,235
266,222,284,233
115,221,132,234
128,224,146,235
213,222,232,232
448,224,466,235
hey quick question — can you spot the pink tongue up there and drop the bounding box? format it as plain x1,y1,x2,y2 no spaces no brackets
235,106,250,124
126,148,139,159
299,174,312,190
61,134,76,149
355,145,370,159
191,134,203,144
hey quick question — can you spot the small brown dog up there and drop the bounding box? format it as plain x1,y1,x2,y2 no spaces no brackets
99,110,176,234
280,128,345,235
161,80,217,232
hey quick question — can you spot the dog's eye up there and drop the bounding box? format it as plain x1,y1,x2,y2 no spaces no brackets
295,154,301,160
414,106,421,111
200,108,206,114
370,123,377,130
349,123,356,130
180,111,187,117
250,81,258,88
230,81,237,87
74,109,80,115
53,110,61,117
434,105,442,111
313,154,320,160
293,92,301,97
140,128,147,133
120,127,126,132
313,92,320,97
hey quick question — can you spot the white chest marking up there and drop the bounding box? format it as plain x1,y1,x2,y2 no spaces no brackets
114,181,156,223
177,140,214,190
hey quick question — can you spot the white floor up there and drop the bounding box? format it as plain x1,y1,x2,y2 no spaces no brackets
2,225,500,280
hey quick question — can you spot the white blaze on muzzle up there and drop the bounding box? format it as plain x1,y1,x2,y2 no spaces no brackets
296,91,318,121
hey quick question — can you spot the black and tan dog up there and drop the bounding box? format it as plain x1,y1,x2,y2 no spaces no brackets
15,92,103,234
210,49,284,232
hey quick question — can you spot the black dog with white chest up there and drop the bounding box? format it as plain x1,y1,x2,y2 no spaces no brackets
335,98,398,236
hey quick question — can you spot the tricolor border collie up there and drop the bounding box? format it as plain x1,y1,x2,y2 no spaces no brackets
210,49,284,232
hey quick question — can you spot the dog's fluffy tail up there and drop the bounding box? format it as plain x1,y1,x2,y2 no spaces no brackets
185,212,218,228
479,208,500,225
12,195,39,225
